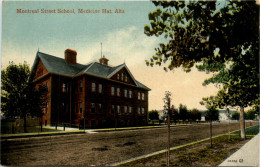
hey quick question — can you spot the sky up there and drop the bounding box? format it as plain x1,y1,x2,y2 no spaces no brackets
1,1,218,111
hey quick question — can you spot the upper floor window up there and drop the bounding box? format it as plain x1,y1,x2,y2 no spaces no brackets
79,102,82,113
46,81,48,90
142,93,145,100
80,81,83,92
129,106,132,114
117,74,120,80
142,108,145,115
117,88,120,96
125,76,128,82
111,105,115,114
124,89,128,98
92,83,96,92
98,104,102,113
138,92,141,100
62,83,66,93
91,103,95,113
99,84,102,93
124,106,128,114
138,107,141,115
111,87,115,96
121,73,124,81
129,90,133,98
117,105,121,114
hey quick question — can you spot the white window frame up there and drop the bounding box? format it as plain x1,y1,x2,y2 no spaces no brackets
92,82,96,92
99,84,102,93
117,88,120,96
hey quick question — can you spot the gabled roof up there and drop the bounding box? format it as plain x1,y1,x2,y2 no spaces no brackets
30,51,151,90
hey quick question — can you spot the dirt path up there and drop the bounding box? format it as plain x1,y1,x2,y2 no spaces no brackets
1,122,258,166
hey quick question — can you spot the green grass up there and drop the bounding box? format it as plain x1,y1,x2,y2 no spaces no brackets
232,124,259,136
1,130,86,138
123,134,253,166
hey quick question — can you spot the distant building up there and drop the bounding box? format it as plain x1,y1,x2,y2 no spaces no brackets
200,109,236,121
157,110,167,121
30,49,150,128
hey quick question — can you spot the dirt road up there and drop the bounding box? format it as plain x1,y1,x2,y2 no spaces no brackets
1,122,258,166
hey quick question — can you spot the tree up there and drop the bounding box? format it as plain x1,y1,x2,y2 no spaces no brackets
149,110,159,120
179,104,188,123
190,108,201,122
205,106,219,121
245,108,259,120
163,91,171,167
231,111,240,120
144,1,259,140
171,105,179,124
1,62,47,133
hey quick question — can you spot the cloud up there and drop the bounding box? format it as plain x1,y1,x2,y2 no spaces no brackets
78,25,159,67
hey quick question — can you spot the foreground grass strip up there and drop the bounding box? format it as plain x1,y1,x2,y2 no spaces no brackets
1,130,86,139
111,125,258,166
118,135,252,166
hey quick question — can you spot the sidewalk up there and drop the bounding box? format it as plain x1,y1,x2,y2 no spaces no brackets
219,133,259,167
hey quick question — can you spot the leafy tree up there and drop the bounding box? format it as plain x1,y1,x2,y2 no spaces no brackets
1,62,47,133
231,111,240,120
205,106,219,121
179,104,188,123
144,1,259,140
245,107,259,120
171,105,179,124
190,108,201,121
149,110,159,120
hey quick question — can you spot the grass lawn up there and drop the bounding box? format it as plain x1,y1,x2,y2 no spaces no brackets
232,124,259,136
121,125,259,167
123,135,253,166
1,121,60,134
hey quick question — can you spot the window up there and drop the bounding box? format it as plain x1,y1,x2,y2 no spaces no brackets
138,107,141,115
124,106,128,114
117,74,120,80
91,103,95,113
138,92,141,100
92,83,96,92
117,105,121,114
117,88,120,96
121,73,124,81
98,104,102,113
142,108,145,115
129,106,132,114
79,102,82,113
142,93,145,100
124,89,128,98
99,84,102,93
111,87,115,96
125,76,128,82
111,105,115,114
129,90,132,98
80,81,83,92
62,83,66,93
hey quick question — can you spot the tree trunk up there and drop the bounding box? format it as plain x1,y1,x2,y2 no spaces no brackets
240,107,246,140
24,116,27,133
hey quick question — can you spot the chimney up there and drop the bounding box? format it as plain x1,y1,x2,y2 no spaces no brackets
99,56,109,65
65,49,77,64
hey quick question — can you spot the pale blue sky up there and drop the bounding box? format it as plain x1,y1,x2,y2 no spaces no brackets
1,1,218,110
